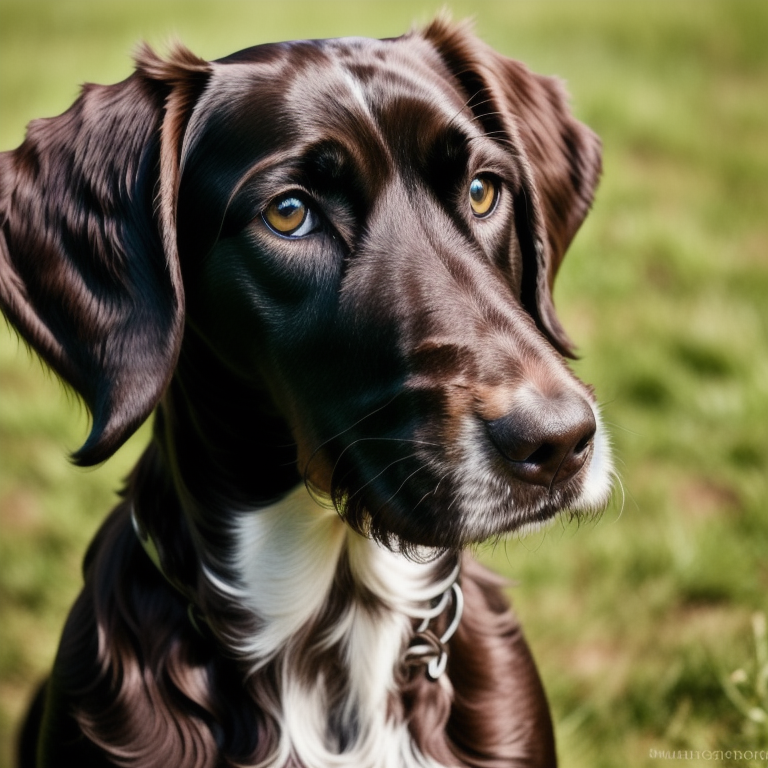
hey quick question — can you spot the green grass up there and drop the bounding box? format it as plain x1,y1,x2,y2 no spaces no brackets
1,1,766,766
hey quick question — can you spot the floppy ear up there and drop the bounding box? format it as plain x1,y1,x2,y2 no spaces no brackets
423,19,602,357
0,45,210,465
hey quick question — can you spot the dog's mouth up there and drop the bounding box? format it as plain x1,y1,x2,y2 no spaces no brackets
317,395,613,551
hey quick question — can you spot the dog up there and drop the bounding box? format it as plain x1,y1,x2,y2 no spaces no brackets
1,17,613,768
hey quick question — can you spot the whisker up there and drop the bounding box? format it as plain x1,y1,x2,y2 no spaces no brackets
614,474,627,522
306,391,405,465
443,86,494,131
369,463,430,518
345,452,420,503
409,470,449,516
327,436,438,490
603,420,643,437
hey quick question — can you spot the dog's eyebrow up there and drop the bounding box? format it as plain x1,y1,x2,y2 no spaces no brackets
299,138,389,207
303,140,357,185
419,122,517,195
427,124,473,167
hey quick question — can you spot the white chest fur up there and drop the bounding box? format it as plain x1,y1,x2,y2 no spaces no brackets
202,485,457,767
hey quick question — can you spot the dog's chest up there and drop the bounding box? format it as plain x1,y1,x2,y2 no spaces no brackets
205,485,456,766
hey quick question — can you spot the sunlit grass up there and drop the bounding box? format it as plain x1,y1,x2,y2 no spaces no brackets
722,613,768,748
1,2,767,766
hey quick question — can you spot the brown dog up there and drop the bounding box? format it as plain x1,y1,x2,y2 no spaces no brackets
1,18,612,768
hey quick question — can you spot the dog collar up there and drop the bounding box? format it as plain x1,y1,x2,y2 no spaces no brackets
404,572,464,681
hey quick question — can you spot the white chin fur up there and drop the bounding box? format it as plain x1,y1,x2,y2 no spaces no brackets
574,403,615,513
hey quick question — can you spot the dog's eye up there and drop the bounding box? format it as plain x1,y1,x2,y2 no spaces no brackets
468,177,498,217
263,195,316,237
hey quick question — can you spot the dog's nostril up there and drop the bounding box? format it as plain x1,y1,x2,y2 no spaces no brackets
574,432,594,455
485,396,596,489
524,443,556,466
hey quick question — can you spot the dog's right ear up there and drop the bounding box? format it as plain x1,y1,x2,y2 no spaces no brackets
0,45,210,465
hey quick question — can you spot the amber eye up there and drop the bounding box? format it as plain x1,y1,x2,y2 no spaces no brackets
263,195,313,236
468,176,498,217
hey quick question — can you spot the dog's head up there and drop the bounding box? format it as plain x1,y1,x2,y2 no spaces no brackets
0,20,612,550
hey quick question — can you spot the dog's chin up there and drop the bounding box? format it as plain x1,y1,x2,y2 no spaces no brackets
461,491,597,544
340,476,608,554
339,437,614,552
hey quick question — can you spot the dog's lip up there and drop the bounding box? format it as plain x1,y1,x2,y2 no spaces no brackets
455,499,566,546
494,491,582,536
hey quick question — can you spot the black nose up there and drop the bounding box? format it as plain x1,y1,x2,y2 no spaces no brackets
485,395,596,488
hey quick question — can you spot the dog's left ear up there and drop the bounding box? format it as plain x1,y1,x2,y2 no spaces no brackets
423,20,602,357
0,45,210,464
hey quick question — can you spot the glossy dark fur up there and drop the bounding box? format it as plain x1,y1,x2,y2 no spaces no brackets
1,19,610,768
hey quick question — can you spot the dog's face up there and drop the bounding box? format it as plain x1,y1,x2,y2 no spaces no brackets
0,21,612,550
177,27,613,546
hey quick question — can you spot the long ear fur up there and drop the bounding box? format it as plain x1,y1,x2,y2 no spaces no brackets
422,19,602,357
0,45,211,464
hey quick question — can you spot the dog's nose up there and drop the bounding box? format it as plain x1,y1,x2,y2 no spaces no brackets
485,395,596,488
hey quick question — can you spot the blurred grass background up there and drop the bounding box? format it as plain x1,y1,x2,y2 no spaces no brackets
1,1,766,766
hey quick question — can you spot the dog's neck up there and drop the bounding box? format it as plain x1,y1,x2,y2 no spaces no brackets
134,425,463,764
204,484,460,663
160,332,305,508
